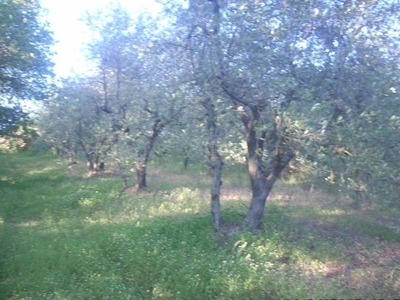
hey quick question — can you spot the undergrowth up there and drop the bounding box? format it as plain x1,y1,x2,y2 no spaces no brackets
0,152,399,299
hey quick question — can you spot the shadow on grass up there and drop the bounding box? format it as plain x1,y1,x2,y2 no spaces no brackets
2,201,400,299
258,203,400,297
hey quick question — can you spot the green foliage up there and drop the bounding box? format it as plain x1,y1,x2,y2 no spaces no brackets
289,73,400,208
0,0,54,142
0,0,54,100
38,77,109,169
0,107,38,152
1,152,399,299
0,105,27,135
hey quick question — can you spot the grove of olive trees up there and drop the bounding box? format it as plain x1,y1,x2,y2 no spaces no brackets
32,0,400,230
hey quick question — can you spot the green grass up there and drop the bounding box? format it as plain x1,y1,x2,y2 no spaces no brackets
0,152,399,299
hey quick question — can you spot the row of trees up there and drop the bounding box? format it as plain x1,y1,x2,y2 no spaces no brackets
3,0,399,230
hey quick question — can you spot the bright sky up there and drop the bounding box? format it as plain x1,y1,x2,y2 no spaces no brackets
40,0,163,78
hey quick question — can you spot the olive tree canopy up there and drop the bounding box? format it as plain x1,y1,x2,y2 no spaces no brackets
0,0,54,135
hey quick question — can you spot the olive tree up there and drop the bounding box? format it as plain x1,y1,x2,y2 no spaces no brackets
39,77,109,171
169,0,400,229
85,5,188,191
0,0,54,135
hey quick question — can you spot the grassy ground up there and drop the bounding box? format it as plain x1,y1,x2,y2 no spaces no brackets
0,152,399,299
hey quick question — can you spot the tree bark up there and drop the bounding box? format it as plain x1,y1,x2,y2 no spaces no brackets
245,146,294,229
204,98,224,231
210,150,224,231
87,159,95,172
235,104,294,230
135,163,147,190
134,119,164,191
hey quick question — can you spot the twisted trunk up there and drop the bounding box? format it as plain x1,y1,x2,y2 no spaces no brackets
245,145,294,229
237,105,294,230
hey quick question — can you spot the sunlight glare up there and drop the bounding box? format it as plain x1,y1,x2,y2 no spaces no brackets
40,0,164,78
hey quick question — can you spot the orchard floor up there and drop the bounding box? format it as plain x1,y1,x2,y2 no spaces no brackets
0,152,399,299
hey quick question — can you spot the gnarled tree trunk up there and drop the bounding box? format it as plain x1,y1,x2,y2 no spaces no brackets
237,104,294,230
245,144,294,229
